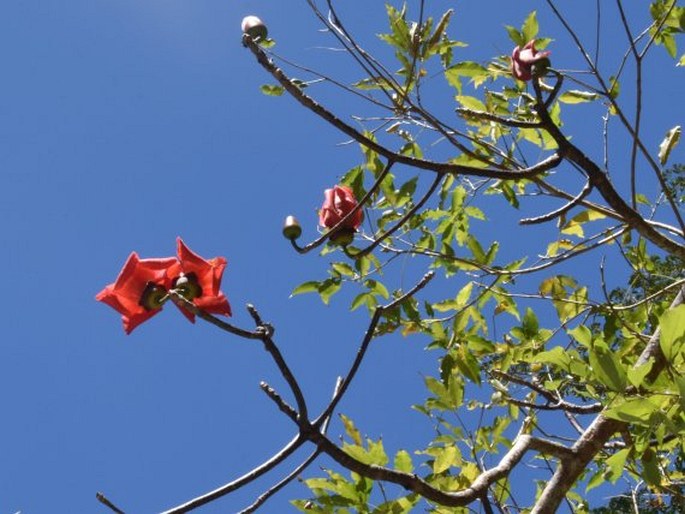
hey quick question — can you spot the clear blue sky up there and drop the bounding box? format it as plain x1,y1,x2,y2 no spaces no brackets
0,1,682,513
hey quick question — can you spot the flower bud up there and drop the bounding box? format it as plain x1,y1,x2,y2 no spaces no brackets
241,15,268,41
282,215,302,240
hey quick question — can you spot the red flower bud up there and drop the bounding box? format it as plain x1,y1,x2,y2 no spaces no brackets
511,40,551,81
319,185,363,231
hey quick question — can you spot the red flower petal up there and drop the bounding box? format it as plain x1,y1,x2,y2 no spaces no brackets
96,252,178,334
173,238,232,322
319,185,363,230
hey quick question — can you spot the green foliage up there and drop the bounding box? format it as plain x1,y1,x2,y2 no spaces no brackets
283,2,685,512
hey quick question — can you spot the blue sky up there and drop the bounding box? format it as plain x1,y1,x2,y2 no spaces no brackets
1,1,682,513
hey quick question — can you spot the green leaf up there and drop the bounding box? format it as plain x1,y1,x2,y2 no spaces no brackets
558,90,599,104
641,449,661,486
332,262,356,278
568,325,592,347
394,450,413,473
455,95,486,112
366,279,390,300
260,84,285,96
605,397,660,425
318,279,341,305
658,125,681,165
588,341,626,392
291,281,320,297
340,414,362,446
605,448,631,484
534,346,571,369
444,62,488,94
433,445,460,474
455,345,481,384
505,25,525,47
627,359,654,388
608,76,620,99
521,11,539,42
659,304,685,360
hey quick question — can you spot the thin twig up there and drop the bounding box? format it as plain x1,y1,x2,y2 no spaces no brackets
96,492,126,514
238,379,342,514
247,304,309,423
356,172,443,257
520,178,593,225
314,271,435,427
160,435,305,514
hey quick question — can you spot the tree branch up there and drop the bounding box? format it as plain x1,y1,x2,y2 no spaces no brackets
243,35,562,180
531,285,685,513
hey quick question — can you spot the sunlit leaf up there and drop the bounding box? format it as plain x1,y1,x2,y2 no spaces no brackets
558,90,599,104
260,84,285,96
658,125,681,165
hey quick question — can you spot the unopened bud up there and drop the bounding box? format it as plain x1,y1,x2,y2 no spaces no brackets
241,15,268,41
282,215,302,240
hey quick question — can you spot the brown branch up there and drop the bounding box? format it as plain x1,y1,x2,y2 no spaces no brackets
238,379,340,514
356,173,443,258
314,271,435,427
545,0,685,234
246,304,309,423
531,79,685,260
160,434,305,514
243,34,562,181
304,428,573,507
531,285,685,513
520,179,593,225
168,292,262,340
96,492,125,514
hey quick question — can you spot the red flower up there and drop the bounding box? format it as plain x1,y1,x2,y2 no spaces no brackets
511,40,551,81
169,238,232,323
96,252,178,334
319,185,363,230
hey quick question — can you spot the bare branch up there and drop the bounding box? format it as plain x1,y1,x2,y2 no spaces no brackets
314,271,435,426
520,178,593,225
247,304,309,423
96,493,125,514
160,434,306,514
